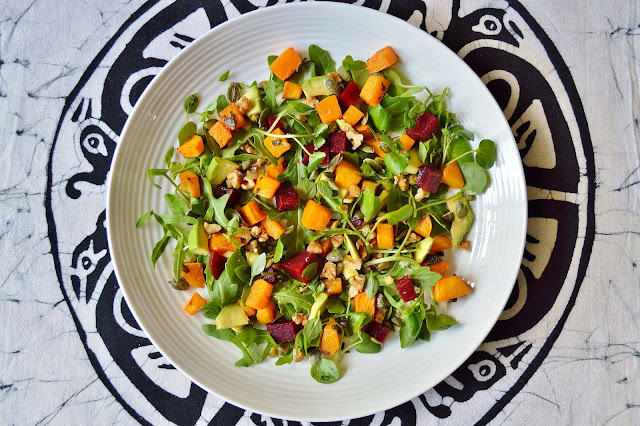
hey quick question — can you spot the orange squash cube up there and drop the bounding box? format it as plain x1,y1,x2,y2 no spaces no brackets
179,171,201,198
360,75,390,106
355,124,374,139
256,299,277,324
180,262,205,288
376,222,394,249
245,279,274,310
301,199,332,231
269,47,302,81
208,121,233,148
282,81,303,99
442,161,465,189
265,158,286,179
429,260,450,276
430,235,453,253
184,292,207,315
400,134,415,152
366,46,399,73
208,233,237,254
414,214,432,238
363,138,387,158
264,128,291,158
433,275,470,303
177,134,204,158
319,318,341,356
254,174,281,199
218,103,246,131
334,160,362,189
353,291,376,316
342,105,365,126
324,278,343,296
316,95,342,124
262,217,285,240
239,201,267,226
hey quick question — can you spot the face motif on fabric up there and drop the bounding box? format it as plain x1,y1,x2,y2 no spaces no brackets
46,0,594,424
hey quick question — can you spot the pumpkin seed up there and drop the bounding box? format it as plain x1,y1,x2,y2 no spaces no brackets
278,342,290,356
361,113,369,125
257,80,268,90
327,179,340,191
456,201,467,219
337,66,351,82
324,171,336,180
391,316,404,327
327,121,338,133
376,293,388,311
379,142,392,153
326,153,343,172
226,82,242,103
258,107,270,128
464,193,476,201
443,212,455,222
309,350,321,366
323,78,340,95
169,278,189,291
269,346,279,358
326,248,347,263
363,158,384,173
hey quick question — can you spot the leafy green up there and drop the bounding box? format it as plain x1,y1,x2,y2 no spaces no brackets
202,326,257,367
272,281,314,317
302,316,322,348
308,45,335,75
218,70,230,81
307,151,326,174
225,250,251,287
409,267,441,289
310,358,340,384
178,121,198,145
426,313,457,331
381,203,413,225
461,162,489,194
369,104,391,131
475,139,496,168
355,332,382,354
264,80,278,112
183,93,199,114
384,151,409,175
400,311,423,348
360,186,380,222
250,253,267,283
273,239,284,263
216,94,229,114
208,269,238,312
364,272,379,299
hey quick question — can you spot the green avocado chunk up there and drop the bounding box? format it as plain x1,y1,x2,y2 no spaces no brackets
215,304,250,330
188,217,209,256
206,157,239,186
446,196,473,249
301,75,340,98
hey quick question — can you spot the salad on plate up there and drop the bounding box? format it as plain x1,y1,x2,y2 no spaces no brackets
137,45,496,383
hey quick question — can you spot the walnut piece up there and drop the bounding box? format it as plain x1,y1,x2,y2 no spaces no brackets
307,240,323,254
330,234,344,247
226,170,243,189
321,262,337,280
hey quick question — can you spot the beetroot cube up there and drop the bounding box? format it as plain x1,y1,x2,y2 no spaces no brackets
330,131,348,156
259,266,278,284
281,251,321,284
214,185,240,207
406,111,441,142
338,81,361,109
209,250,227,280
267,115,286,133
362,321,390,343
395,275,418,302
302,142,330,166
350,216,364,230
267,320,299,344
275,187,298,212
416,165,443,193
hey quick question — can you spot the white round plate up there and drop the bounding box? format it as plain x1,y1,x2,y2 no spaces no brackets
107,2,526,422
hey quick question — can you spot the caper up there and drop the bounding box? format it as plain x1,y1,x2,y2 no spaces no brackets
337,66,351,82
456,201,467,219
203,118,216,130
169,278,189,291
379,142,392,153
326,248,347,262
258,107,271,128
227,82,242,103
309,350,321,366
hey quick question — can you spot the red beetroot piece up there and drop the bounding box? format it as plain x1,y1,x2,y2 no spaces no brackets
337,81,361,109
281,251,321,284
330,131,348,156
259,266,278,284
416,165,443,193
267,320,299,344
267,116,286,133
302,142,330,166
406,111,441,142
274,187,298,212
395,275,418,302
350,216,364,230
362,321,390,343
214,185,241,207
208,250,227,280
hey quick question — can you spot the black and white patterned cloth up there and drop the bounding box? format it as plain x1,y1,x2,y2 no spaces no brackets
2,0,638,424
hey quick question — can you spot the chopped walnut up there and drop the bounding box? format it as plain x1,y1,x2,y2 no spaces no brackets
240,177,255,190
346,130,364,150
343,255,363,271
241,143,258,154
250,226,261,238
248,158,265,174
302,96,318,107
292,313,309,326
236,96,252,114
245,240,257,252
321,262,337,280
204,222,222,234
407,232,421,243
226,170,243,189
330,234,344,247
348,275,365,298
460,240,471,251
394,174,408,191
356,239,368,259
236,226,252,243
257,228,269,243
293,347,304,362
343,184,361,204
328,220,340,230
307,240,323,254
383,276,395,285
328,71,341,82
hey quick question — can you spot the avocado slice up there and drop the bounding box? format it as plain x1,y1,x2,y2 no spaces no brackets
206,157,239,186
404,148,422,174
215,304,250,330
309,293,329,320
188,218,209,255
243,85,264,122
446,196,473,249
245,251,259,266
301,76,340,98
414,237,434,264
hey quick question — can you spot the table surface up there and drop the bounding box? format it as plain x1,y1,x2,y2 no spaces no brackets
1,0,638,424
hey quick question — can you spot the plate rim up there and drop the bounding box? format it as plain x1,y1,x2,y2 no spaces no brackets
106,1,528,421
